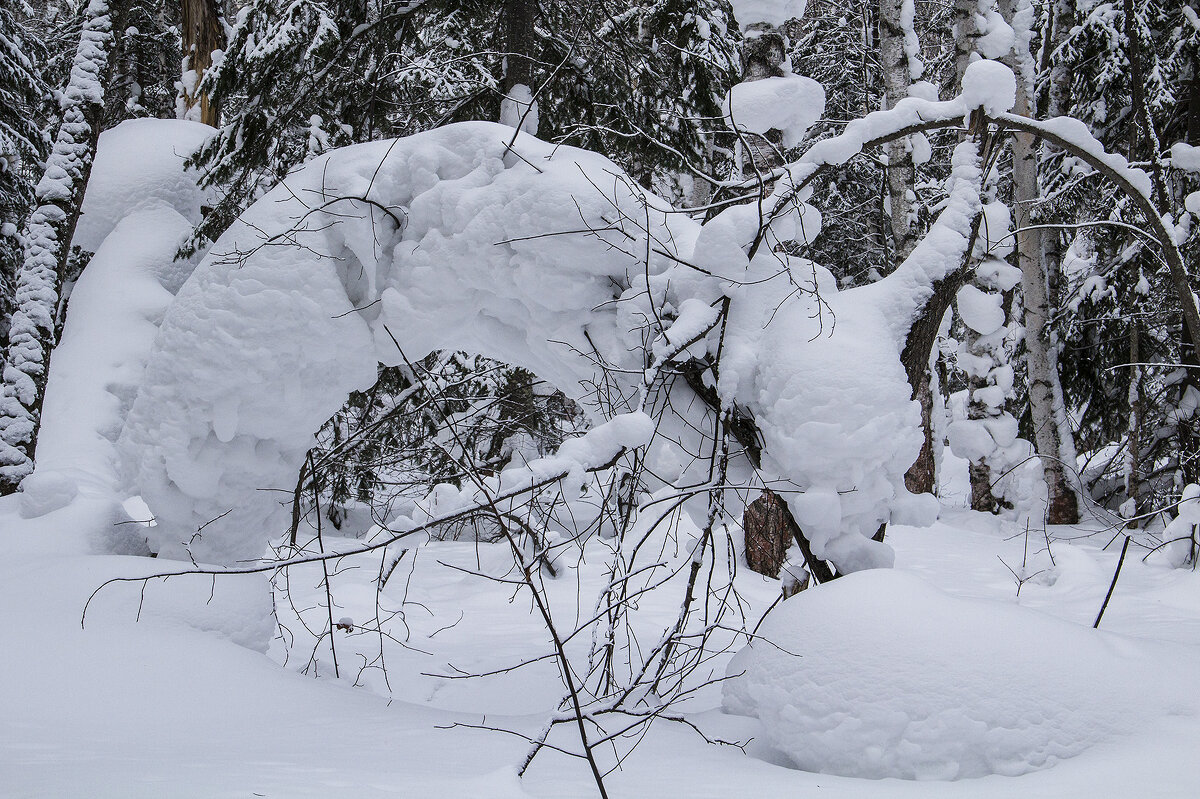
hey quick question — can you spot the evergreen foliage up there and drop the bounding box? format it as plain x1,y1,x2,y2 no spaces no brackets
0,3,48,345
184,0,741,251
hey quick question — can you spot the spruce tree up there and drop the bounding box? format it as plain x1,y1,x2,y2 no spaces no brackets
0,0,116,492
184,0,740,250
0,3,47,349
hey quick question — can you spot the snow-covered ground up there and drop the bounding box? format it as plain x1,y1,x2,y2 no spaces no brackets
3,69,1197,799
2,493,1197,798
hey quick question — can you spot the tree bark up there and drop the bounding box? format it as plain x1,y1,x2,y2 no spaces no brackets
501,0,537,94
904,365,937,494
181,0,224,126
1125,319,1145,527
1001,0,1080,523
1177,55,1200,490
742,490,792,578
879,0,918,263
1190,55,1200,145
951,0,978,91
881,0,930,490
1178,316,1200,489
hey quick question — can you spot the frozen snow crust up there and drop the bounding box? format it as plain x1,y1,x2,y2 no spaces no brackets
724,569,1190,780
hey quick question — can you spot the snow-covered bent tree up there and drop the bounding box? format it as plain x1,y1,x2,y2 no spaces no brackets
115,112,942,574
22,55,1198,796
105,57,1199,576
0,52,1172,597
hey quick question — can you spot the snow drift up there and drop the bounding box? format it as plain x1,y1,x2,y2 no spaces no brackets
724,569,1194,779
19,119,215,522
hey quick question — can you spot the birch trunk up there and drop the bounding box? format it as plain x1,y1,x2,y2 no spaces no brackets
879,0,917,263
1002,0,1079,523
881,0,936,494
1126,320,1145,527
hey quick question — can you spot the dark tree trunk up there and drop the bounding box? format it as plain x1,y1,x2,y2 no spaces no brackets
181,0,224,126
1178,316,1200,490
501,0,538,94
1175,15,1200,494
901,277,963,493
905,366,937,494
743,490,791,578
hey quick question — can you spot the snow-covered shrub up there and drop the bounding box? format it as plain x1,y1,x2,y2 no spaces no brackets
1162,484,1200,568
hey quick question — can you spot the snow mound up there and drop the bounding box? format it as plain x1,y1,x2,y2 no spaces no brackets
719,260,922,571
21,119,214,524
723,74,825,148
724,570,1194,780
1171,142,1200,174
117,113,982,569
959,60,1016,117
730,0,807,28
118,122,689,563
22,208,203,518
1162,483,1200,567
72,118,216,253
956,283,1004,335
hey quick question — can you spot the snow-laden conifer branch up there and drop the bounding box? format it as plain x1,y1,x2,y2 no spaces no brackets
0,0,114,492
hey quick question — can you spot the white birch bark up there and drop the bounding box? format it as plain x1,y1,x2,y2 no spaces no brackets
879,0,920,263
1001,0,1079,523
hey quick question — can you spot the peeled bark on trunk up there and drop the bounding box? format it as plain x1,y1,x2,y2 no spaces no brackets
742,490,792,578
0,0,115,493
181,0,224,126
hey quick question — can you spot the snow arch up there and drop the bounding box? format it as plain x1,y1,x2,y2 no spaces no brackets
117,123,700,562
118,121,920,569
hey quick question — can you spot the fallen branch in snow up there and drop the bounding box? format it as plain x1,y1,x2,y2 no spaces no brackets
1093,535,1130,629
80,447,633,628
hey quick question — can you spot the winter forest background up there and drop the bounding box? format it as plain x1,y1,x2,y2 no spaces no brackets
1,0,1199,796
